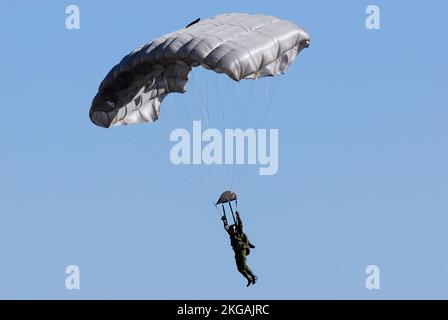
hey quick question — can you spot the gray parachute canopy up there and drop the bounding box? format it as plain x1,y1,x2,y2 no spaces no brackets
90,13,310,128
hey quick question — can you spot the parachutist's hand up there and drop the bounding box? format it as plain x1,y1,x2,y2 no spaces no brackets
221,216,226,221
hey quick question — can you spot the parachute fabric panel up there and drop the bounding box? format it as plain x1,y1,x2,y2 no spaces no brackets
90,13,310,128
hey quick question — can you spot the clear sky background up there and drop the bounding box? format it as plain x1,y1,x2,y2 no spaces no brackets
1,0,447,299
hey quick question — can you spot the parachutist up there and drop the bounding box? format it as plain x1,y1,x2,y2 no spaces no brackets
216,191,257,286
220,205,257,286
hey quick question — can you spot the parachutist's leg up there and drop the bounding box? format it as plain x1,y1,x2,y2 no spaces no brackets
235,253,253,286
245,264,254,278
237,266,252,281
245,264,257,284
239,254,257,285
238,267,253,286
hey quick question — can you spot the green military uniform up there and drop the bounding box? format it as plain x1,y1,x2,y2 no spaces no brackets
222,212,257,286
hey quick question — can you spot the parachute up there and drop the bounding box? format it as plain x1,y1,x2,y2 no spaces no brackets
216,190,239,225
216,190,237,205
89,13,310,128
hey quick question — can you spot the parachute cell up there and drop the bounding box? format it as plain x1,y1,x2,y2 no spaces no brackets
89,13,310,128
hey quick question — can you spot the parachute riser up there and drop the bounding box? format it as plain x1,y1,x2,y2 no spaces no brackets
228,201,237,226
220,204,227,220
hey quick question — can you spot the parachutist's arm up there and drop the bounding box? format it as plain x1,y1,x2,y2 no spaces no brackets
221,216,230,231
236,212,243,231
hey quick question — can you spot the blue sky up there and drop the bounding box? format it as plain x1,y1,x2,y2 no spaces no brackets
0,0,447,299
